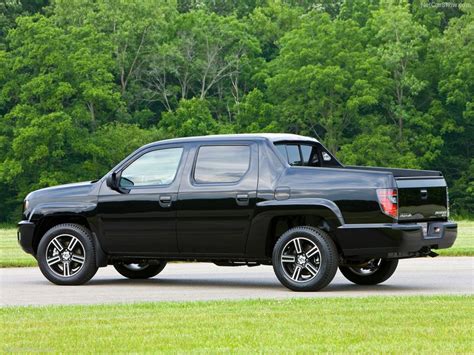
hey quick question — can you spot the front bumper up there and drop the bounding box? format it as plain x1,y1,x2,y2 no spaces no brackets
335,221,457,258
17,220,36,255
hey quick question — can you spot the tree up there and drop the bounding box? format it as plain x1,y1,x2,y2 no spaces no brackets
158,98,220,137
0,14,122,219
234,88,277,132
246,1,303,61
0,1,472,220
266,11,386,153
431,8,474,213
367,1,429,142
141,10,260,119
52,0,177,109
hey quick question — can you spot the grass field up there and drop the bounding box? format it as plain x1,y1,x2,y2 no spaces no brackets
1,221,473,267
1,296,472,353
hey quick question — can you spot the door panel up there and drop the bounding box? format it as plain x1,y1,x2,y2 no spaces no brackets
177,142,258,255
97,145,186,255
98,188,178,254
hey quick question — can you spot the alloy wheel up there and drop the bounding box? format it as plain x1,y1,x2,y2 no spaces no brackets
348,259,381,276
122,263,149,271
280,237,321,283
45,234,86,277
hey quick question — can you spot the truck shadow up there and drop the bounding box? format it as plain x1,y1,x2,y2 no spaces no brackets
86,276,423,293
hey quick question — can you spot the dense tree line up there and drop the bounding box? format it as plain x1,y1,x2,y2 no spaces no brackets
0,0,472,221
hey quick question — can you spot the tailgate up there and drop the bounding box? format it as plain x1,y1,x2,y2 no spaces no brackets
396,177,448,222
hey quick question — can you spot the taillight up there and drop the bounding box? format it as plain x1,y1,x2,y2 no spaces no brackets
376,189,398,219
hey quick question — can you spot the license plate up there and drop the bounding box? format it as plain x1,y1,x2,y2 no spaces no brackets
420,223,428,236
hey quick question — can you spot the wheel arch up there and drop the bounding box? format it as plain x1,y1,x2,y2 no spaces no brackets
32,213,107,267
245,198,345,258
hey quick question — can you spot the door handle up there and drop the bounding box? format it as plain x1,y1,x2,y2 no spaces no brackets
420,189,428,200
159,195,172,207
236,193,249,206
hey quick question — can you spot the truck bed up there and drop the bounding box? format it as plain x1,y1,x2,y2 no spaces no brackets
346,165,448,222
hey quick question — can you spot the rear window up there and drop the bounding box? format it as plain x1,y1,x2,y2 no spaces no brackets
194,145,250,183
275,143,340,167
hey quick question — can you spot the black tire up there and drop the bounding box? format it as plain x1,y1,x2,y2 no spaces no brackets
37,223,98,285
114,261,167,279
339,259,399,285
272,226,339,291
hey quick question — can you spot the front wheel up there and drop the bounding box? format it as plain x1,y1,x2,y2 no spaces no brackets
37,223,98,285
339,258,398,285
114,262,167,279
272,226,339,292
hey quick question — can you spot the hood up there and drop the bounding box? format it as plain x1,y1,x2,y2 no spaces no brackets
26,181,98,202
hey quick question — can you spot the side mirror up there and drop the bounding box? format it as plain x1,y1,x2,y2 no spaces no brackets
106,172,131,194
106,172,118,190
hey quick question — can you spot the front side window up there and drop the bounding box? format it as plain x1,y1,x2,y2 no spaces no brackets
120,147,183,187
194,145,250,184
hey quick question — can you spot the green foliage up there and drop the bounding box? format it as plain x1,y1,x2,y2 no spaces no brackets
159,98,219,137
0,0,473,220
267,11,386,153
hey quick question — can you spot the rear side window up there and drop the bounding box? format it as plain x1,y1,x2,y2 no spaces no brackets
276,144,319,167
275,143,340,168
286,145,301,166
194,145,250,184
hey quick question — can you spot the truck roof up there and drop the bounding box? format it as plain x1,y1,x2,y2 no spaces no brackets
149,133,319,146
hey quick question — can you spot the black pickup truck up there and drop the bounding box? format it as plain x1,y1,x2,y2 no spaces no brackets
18,133,457,291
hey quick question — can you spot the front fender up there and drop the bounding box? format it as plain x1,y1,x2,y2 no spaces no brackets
28,202,96,222
26,202,107,266
245,198,344,258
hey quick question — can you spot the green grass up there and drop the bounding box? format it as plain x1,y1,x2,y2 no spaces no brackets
1,296,472,353
0,227,36,267
438,220,474,256
1,221,473,267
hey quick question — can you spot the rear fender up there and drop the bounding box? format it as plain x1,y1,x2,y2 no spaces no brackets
245,198,344,257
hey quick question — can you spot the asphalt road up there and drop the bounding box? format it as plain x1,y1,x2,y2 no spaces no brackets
1,257,473,306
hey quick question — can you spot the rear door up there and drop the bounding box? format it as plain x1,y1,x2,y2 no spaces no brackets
396,177,448,222
177,141,258,255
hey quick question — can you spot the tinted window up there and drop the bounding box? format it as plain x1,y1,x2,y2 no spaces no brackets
301,145,319,166
276,145,287,161
194,145,250,183
286,145,301,166
121,148,183,187
301,145,312,163
275,143,341,167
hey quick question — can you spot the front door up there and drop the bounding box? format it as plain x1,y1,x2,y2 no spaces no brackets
97,145,186,255
177,142,258,255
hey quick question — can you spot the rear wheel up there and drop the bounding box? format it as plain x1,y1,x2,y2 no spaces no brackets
37,223,98,285
114,262,167,279
339,258,398,285
272,226,339,291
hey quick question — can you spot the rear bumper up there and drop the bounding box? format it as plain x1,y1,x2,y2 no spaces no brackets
17,220,36,255
336,221,457,258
